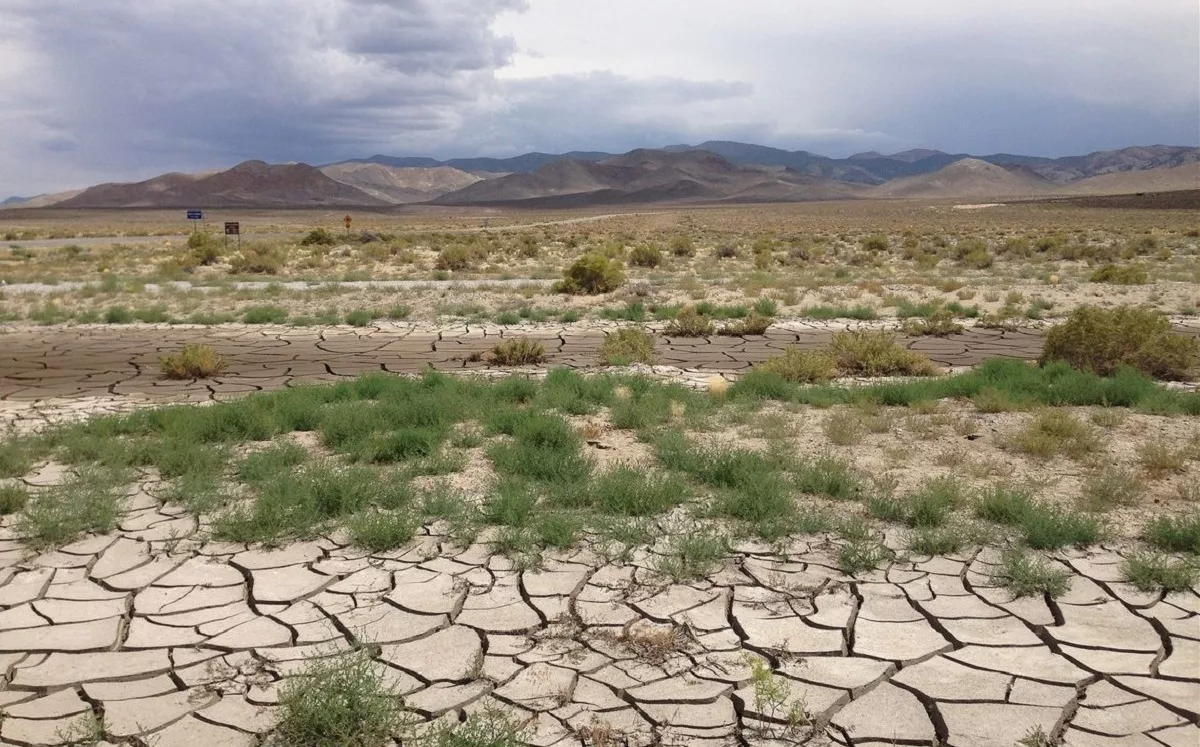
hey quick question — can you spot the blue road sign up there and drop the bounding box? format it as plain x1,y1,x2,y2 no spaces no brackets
187,210,203,220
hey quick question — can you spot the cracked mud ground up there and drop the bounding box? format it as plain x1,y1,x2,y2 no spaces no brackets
0,324,1197,746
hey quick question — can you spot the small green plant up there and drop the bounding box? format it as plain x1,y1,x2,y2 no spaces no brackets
670,235,696,256
1041,305,1200,380
159,344,229,379
1017,724,1057,747
654,529,727,581
345,309,377,327
489,338,547,366
17,468,125,550
1144,513,1200,554
838,537,891,575
229,241,287,274
802,305,878,321
270,649,410,747
555,253,626,295
242,305,289,324
1138,439,1189,478
664,305,715,337
346,509,418,552
418,705,529,747
744,655,810,737
598,327,656,365
992,550,1071,598
0,484,28,514
1079,468,1143,511
1006,410,1102,460
1123,551,1197,593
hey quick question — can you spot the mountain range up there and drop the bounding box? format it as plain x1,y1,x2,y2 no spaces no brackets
5,143,1196,210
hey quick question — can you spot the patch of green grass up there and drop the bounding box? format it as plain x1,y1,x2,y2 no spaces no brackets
1006,410,1103,460
345,309,378,327
103,305,134,324
907,525,972,556
802,305,878,321
654,528,728,581
16,468,126,550
242,305,289,324
1138,439,1189,479
975,484,1038,525
0,484,29,514
270,649,411,747
346,509,419,553
0,441,35,479
599,301,647,322
587,466,690,516
973,485,1104,548
754,348,838,384
992,550,1071,598
488,411,591,485
1079,468,1143,511
1123,551,1197,593
794,454,863,500
1143,513,1200,554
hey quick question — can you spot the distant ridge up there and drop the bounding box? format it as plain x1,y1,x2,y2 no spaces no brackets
12,143,1196,209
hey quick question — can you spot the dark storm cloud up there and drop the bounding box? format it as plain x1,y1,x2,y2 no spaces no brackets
0,0,1196,196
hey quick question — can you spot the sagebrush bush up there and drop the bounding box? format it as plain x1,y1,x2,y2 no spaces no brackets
829,331,939,377
599,327,656,365
160,344,229,379
555,253,626,295
1041,306,1200,380
300,228,337,246
229,242,287,274
628,243,663,267
490,338,547,366
754,348,838,383
1090,264,1148,285
902,309,963,337
664,306,715,337
436,245,478,271
187,231,222,265
719,311,774,336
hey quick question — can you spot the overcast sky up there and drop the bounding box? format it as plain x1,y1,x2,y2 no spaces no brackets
1,0,1197,196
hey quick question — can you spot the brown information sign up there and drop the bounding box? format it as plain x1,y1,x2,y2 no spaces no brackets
224,222,240,235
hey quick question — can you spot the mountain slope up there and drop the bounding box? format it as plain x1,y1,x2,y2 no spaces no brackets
431,149,864,206
320,163,482,204
1061,163,1200,195
870,158,1051,199
57,161,386,208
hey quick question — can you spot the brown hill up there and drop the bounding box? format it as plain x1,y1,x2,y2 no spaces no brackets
431,149,863,206
869,158,1050,199
57,161,386,208
1060,163,1200,195
319,163,482,203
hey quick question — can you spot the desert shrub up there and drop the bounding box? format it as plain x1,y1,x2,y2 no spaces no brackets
714,244,738,259
555,253,626,295
719,311,774,336
242,305,289,324
1090,264,1148,285
229,242,287,274
160,344,228,379
828,331,938,377
1006,409,1102,460
670,235,696,256
902,309,963,337
436,245,475,271
599,327,656,365
861,234,889,252
664,306,715,337
754,348,838,383
629,243,663,268
490,338,547,366
300,227,337,246
187,231,222,265
1041,306,1200,380
961,247,994,269
1144,513,1200,554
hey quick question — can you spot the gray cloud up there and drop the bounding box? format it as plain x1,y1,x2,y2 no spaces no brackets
0,0,1196,196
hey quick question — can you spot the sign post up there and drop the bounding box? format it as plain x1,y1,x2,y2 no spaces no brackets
224,221,241,250
344,214,352,236
187,209,204,232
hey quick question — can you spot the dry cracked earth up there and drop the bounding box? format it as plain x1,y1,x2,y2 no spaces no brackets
0,323,1198,746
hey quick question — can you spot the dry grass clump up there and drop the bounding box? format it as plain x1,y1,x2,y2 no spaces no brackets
902,309,964,337
1089,263,1149,285
664,306,715,337
719,311,774,336
159,344,229,379
1041,305,1200,380
228,241,287,275
598,327,656,365
752,331,937,382
1005,409,1103,460
829,330,939,377
489,338,547,366
755,348,839,383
